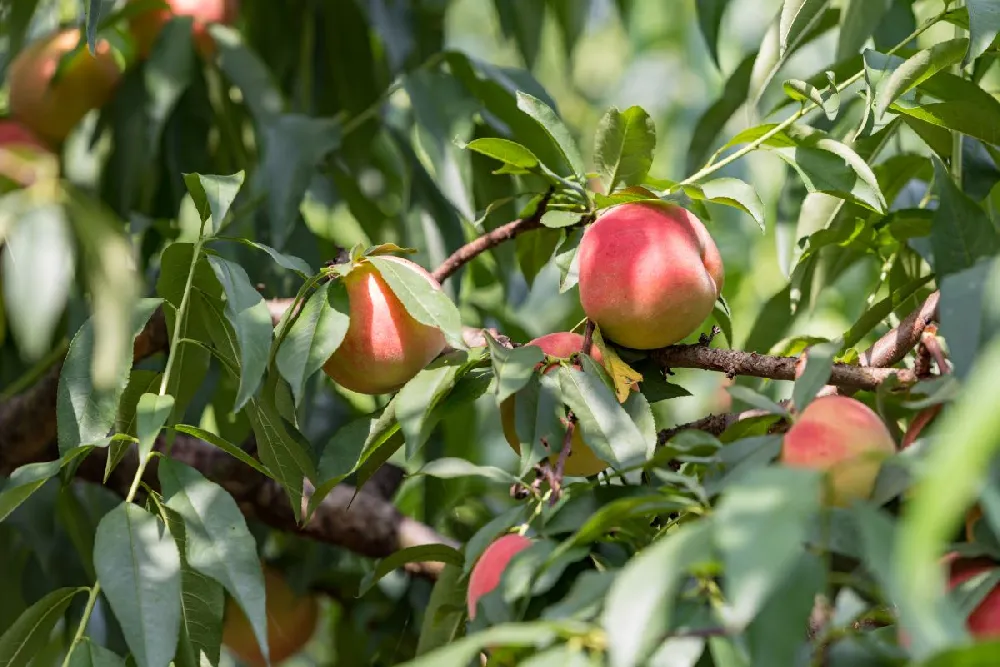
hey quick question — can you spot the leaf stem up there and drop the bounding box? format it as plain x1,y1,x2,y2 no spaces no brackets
158,239,204,398
951,0,965,184
679,9,948,187
60,583,101,667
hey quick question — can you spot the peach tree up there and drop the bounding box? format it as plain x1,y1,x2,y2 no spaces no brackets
1,0,999,666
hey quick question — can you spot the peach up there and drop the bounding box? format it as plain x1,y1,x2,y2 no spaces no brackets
128,0,239,58
577,202,724,350
947,555,1000,638
8,29,121,145
499,332,609,477
322,256,447,395
222,566,319,667
0,120,50,153
780,395,896,507
467,533,533,620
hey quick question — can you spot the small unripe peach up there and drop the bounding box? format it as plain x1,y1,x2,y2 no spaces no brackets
577,202,724,350
780,395,896,507
322,256,447,395
467,534,533,620
8,29,121,145
128,0,239,58
222,567,319,667
499,332,609,477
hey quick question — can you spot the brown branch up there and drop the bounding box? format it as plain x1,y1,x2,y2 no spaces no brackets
431,190,554,284
859,290,939,368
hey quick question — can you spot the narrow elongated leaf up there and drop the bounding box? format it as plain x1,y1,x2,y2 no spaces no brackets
396,360,462,457
397,623,560,667
145,17,195,153
207,256,273,411
172,425,270,476
695,0,732,68
715,467,822,627
791,341,838,411
67,639,126,667
366,256,464,348
780,0,830,55
182,172,245,235
485,332,544,404
966,0,1000,65
135,393,174,460
221,238,312,277
359,544,464,596
930,158,1000,280
275,281,350,406
875,38,969,118
85,0,105,53
95,503,182,667
159,459,270,664
557,365,648,468
837,0,891,60
682,178,765,231
594,106,656,192
603,522,714,667
463,138,539,169
417,458,519,484
245,390,312,521
783,78,839,120
0,587,86,667
516,91,586,176
416,564,467,655
514,373,566,475
57,299,163,454
0,447,92,522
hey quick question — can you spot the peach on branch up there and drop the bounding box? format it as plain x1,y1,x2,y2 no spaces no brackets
8,29,121,145
577,202,724,350
780,395,896,507
467,533,533,620
222,566,319,667
129,0,239,58
947,555,1000,639
499,332,609,477
322,256,447,395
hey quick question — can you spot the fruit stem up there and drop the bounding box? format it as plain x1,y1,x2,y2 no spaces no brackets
678,9,948,188
60,583,101,667
580,320,595,359
550,416,576,505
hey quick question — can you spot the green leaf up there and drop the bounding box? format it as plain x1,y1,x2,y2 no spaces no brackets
837,0,891,60
209,24,284,123
594,106,656,193
514,373,566,475
207,256,274,411
485,332,544,404
940,258,998,379
540,210,583,229
182,172,245,237
217,237,312,277
745,552,825,666
516,226,562,287
135,393,175,460
256,114,341,249
0,203,74,361
416,458,519,485
0,448,92,522
780,0,830,56
726,385,790,416
67,639,126,667
0,587,86,667
894,336,1000,658
396,622,561,667
275,281,350,406
366,256,464,349
463,138,539,169
396,360,463,458
695,0,732,69
359,544,464,596
557,365,650,469
930,157,1000,280
516,91,586,177
172,425,270,476
919,641,1000,666
144,17,195,153
715,467,822,627
687,54,755,173
875,38,969,119
158,459,270,664
245,390,313,521
966,0,1000,65
415,564,466,656
783,78,839,121
85,0,106,54
683,177,766,231
603,522,714,667
95,503,182,667
791,341,839,411
57,299,163,454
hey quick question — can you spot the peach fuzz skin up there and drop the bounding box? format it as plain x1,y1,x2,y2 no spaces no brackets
577,202,724,350
467,534,533,620
499,332,609,477
8,29,121,145
222,567,319,667
129,0,239,58
0,120,49,153
322,256,447,396
780,395,896,507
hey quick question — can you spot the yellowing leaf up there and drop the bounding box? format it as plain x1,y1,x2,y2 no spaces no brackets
593,328,642,403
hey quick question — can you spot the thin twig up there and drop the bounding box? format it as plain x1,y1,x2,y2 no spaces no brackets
550,417,576,505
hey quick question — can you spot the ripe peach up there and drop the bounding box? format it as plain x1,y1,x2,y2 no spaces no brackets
577,202,724,350
947,555,1000,638
499,332,609,477
322,256,447,395
780,395,896,507
222,566,319,667
128,0,239,58
467,533,533,620
8,29,121,145
0,120,49,153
